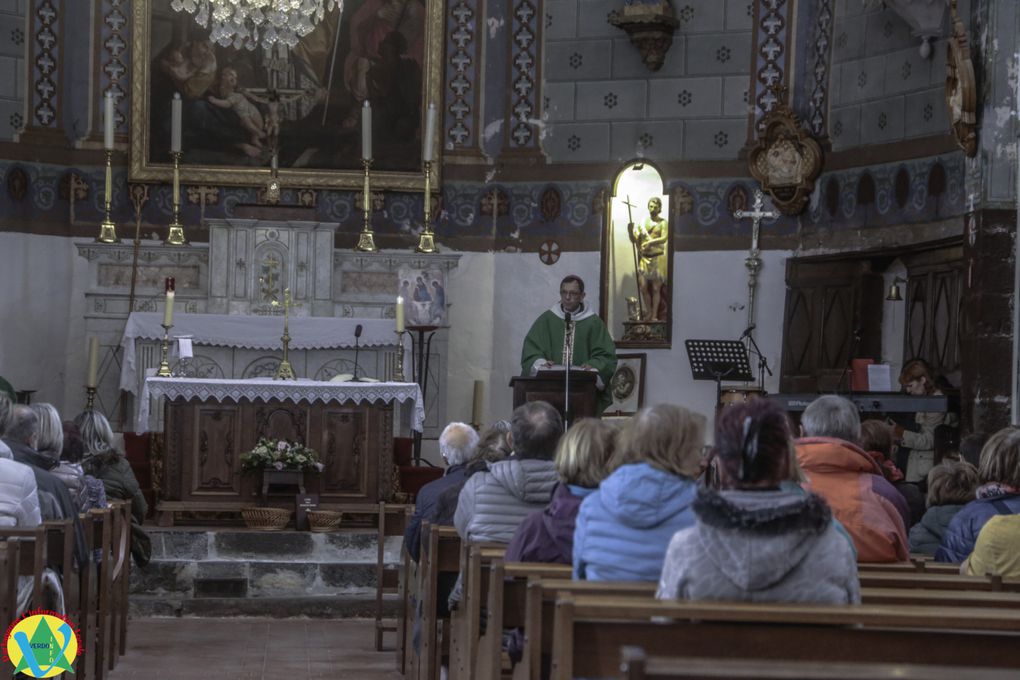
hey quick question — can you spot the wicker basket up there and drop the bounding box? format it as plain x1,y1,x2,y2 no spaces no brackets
307,510,343,533
241,506,292,531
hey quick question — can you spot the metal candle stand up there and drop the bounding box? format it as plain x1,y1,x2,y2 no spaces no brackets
407,324,438,464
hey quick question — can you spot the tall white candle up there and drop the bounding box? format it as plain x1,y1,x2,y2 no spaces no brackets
395,296,405,333
171,93,182,153
86,337,100,388
104,93,114,150
362,100,372,161
163,290,175,327
422,102,437,162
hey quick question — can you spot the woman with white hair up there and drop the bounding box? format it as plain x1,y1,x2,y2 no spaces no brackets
74,409,151,565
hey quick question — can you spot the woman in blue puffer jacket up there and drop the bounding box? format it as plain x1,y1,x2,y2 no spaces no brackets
936,426,1020,563
573,403,704,582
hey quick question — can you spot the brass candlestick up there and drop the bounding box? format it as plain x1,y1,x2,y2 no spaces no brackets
97,149,120,243
415,160,437,253
392,330,406,381
356,158,377,252
165,151,188,245
274,288,297,380
156,323,173,377
85,386,97,411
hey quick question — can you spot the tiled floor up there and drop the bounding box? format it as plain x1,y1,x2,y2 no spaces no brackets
105,618,404,679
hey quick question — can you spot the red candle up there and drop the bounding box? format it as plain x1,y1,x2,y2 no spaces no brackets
165,276,175,293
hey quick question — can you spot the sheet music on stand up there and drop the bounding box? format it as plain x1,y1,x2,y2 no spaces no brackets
684,339,754,383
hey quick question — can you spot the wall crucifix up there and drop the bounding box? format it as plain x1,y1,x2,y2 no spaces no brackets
734,189,778,332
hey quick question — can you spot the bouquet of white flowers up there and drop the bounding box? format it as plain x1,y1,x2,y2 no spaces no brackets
240,437,324,473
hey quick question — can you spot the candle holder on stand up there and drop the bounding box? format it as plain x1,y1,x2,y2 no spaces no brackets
415,160,437,254
273,288,298,380
85,386,97,411
165,151,188,245
156,323,174,377
97,149,120,243
392,330,406,381
356,158,377,252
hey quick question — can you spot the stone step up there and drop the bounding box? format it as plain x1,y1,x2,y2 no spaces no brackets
131,558,380,597
130,594,399,619
147,527,402,563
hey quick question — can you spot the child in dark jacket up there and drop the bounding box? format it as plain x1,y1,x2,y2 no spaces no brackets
909,460,979,555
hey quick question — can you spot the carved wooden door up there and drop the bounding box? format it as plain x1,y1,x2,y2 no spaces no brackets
903,248,964,382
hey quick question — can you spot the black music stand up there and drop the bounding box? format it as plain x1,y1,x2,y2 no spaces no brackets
685,339,754,410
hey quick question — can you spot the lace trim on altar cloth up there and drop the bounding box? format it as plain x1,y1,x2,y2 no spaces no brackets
137,377,424,434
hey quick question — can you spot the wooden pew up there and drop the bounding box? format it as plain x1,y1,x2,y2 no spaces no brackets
618,647,1020,680
474,561,577,680
550,596,1020,680
373,502,412,654
449,542,505,680
413,523,461,680
0,525,45,618
857,560,960,575
859,571,1020,591
83,506,113,680
0,540,18,626
105,500,132,671
513,575,655,680
861,586,1020,609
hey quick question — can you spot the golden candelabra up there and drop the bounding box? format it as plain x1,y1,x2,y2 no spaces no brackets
165,151,188,245
416,160,437,253
274,288,297,380
356,158,377,252
85,386,97,412
156,323,173,377
392,330,406,381
96,149,120,243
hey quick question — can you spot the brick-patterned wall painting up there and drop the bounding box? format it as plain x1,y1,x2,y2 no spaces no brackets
828,0,967,151
542,0,753,163
0,0,26,140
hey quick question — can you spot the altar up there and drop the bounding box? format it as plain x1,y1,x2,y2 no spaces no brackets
142,377,424,526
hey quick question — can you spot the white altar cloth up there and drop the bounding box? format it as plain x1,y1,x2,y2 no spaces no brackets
120,312,398,393
138,377,424,434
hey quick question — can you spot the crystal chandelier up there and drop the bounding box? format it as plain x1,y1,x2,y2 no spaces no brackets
170,0,342,50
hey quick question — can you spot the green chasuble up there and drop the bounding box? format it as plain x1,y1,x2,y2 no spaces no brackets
520,305,618,413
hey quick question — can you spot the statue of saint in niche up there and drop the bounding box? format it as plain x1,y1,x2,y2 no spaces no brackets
628,196,669,322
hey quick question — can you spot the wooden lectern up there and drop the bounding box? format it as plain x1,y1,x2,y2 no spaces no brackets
510,371,599,422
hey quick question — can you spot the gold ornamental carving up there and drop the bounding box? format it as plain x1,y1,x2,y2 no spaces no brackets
946,0,977,157
746,103,823,216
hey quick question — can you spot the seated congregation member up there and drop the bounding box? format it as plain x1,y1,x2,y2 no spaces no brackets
53,421,108,513
657,399,859,604
962,514,1020,579
860,418,923,527
0,394,13,459
404,422,479,563
936,426,1020,563
909,460,979,555
74,409,152,566
573,403,703,581
454,401,561,543
505,418,618,564
892,358,958,483
0,453,54,616
795,395,908,562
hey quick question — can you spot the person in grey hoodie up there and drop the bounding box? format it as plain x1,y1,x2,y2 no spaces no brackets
573,403,704,582
909,460,979,555
657,399,860,604
453,401,561,543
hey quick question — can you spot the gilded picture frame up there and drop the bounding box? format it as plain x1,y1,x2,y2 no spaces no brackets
129,0,444,190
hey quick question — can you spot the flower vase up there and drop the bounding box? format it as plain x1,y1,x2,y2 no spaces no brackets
261,469,307,497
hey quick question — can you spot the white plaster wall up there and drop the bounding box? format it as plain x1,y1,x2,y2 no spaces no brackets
0,232,89,415
442,248,792,443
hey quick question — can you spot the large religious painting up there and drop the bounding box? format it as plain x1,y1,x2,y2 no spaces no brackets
398,266,447,327
129,0,444,190
600,161,673,349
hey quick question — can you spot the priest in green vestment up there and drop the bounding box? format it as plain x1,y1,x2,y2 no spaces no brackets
520,275,618,414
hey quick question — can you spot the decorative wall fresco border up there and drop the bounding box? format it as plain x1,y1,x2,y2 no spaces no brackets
0,153,964,246
98,0,131,136
445,0,480,150
30,0,60,129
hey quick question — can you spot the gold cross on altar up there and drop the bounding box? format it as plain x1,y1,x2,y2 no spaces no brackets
734,189,779,253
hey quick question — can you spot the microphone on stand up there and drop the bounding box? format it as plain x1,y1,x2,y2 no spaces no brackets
563,311,572,428
352,324,363,382
740,324,756,340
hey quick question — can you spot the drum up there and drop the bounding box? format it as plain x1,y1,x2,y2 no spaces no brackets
718,388,764,409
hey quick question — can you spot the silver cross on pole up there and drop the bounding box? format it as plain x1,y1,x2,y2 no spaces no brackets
734,189,779,253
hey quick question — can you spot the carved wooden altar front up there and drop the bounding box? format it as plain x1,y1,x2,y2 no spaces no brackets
158,397,393,526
